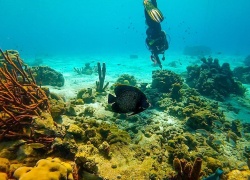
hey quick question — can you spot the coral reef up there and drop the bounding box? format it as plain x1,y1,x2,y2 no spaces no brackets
152,70,183,93
76,88,95,104
30,66,64,87
183,45,211,56
186,57,246,101
74,62,93,75
233,66,250,84
1,49,250,180
156,85,225,131
115,74,137,86
244,55,250,66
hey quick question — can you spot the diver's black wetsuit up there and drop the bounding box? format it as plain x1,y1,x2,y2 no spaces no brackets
144,0,169,69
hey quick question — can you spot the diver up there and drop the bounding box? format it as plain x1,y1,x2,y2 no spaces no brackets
144,0,169,69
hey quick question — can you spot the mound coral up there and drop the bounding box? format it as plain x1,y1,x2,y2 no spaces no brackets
30,66,64,87
115,74,137,86
13,157,74,180
152,70,183,93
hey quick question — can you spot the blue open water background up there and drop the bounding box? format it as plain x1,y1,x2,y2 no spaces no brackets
0,0,250,57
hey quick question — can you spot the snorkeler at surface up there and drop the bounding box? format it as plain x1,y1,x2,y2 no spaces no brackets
144,0,169,69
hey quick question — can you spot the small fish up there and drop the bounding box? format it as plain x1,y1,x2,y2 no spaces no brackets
203,168,223,180
28,143,46,149
212,140,223,146
108,85,150,115
228,137,236,147
195,129,210,136
212,120,223,128
212,128,224,134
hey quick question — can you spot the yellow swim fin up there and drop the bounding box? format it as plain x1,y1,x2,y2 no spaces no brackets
144,0,164,23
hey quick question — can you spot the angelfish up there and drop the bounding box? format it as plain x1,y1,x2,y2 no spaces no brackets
108,85,150,115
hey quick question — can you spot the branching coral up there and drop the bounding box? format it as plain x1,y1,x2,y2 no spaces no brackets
0,49,52,145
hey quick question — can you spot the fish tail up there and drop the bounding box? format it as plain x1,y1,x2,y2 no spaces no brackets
108,94,116,104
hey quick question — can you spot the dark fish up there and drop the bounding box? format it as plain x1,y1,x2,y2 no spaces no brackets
108,85,150,115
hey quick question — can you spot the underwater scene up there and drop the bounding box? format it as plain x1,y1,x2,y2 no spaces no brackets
1,0,250,179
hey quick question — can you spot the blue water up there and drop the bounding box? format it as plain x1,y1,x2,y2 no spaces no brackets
0,0,250,57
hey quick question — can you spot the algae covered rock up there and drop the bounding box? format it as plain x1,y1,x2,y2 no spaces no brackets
13,157,73,180
226,169,250,180
76,88,95,104
67,124,84,138
30,66,64,87
186,109,222,130
98,123,131,145
75,144,98,174
152,70,183,93
49,98,66,119
115,74,137,86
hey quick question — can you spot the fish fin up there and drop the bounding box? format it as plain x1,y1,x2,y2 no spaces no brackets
108,94,116,104
114,85,140,96
128,107,144,116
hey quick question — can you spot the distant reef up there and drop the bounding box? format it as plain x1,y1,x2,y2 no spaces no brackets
183,45,211,56
186,57,246,101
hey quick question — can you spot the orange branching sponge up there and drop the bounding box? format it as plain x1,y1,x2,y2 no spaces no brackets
0,49,50,142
